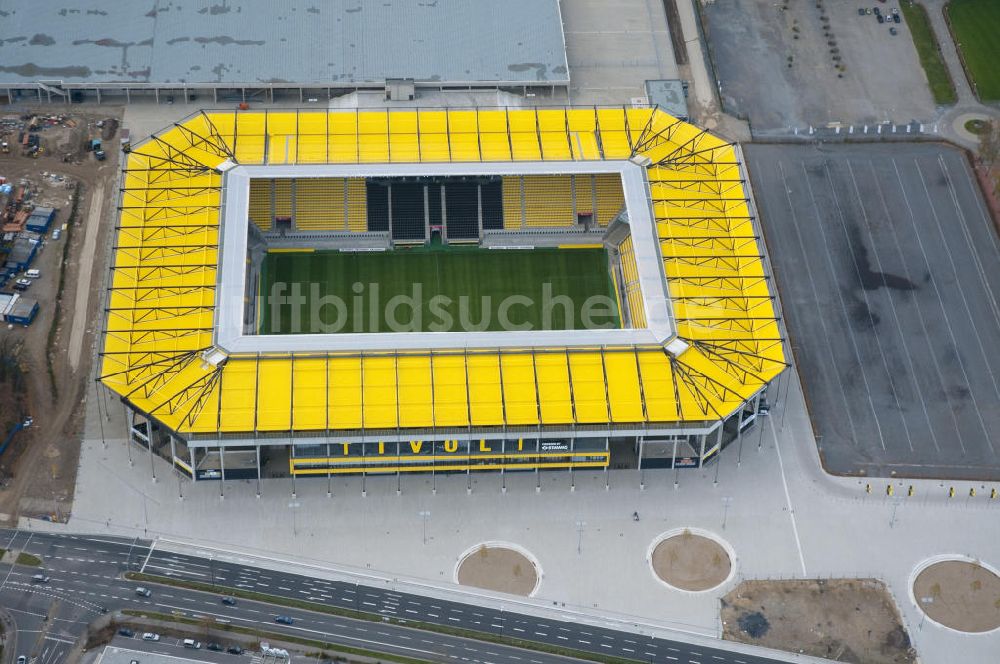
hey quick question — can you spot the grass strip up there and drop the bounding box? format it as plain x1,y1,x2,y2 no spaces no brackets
15,551,42,566
946,0,1000,101
120,610,428,664
900,1,957,105
126,572,641,664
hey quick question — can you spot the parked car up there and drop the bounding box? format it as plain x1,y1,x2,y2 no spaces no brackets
206,643,223,652
25,269,40,278
889,26,898,35
183,639,201,649
893,13,900,23
31,573,50,583
274,615,294,625
135,586,152,597
877,13,885,23
141,633,160,641
118,628,135,638
52,229,61,240
227,646,243,655
14,278,31,291
17,656,26,664
221,596,237,606
858,7,865,15
873,6,881,15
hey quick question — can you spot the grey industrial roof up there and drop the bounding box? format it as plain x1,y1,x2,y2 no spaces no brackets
0,0,569,88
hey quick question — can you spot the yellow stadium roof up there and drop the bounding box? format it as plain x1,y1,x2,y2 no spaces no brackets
100,107,785,439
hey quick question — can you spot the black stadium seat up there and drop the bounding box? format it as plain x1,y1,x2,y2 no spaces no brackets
366,181,390,232
390,182,426,241
444,182,479,240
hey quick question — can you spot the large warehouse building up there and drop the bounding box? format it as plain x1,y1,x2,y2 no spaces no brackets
100,106,785,484
0,0,568,104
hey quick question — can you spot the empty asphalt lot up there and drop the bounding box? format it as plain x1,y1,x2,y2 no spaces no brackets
747,142,1000,480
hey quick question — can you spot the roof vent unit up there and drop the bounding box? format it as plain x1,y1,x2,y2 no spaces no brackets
385,78,415,102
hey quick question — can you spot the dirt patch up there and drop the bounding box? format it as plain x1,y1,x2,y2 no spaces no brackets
0,106,124,525
721,579,916,664
913,560,1000,633
651,531,731,592
456,544,538,597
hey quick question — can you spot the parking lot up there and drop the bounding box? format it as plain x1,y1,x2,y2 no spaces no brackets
747,142,1000,480
704,0,936,132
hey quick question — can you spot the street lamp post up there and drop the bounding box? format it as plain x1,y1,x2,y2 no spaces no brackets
721,496,733,530
288,500,301,536
418,511,431,545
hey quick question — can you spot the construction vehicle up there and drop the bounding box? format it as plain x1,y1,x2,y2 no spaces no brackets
91,138,105,161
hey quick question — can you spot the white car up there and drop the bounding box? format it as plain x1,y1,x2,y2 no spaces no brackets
142,633,160,642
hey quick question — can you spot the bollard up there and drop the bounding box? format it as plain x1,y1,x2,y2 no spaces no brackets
908,485,915,497
887,485,894,497
865,483,872,494
992,488,998,500
970,487,976,498
948,487,955,498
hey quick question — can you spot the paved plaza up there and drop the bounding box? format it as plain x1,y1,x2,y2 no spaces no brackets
31,353,1000,664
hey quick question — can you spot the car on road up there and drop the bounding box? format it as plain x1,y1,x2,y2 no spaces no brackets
889,26,898,35
141,633,160,642
183,639,201,649
52,229,61,240
227,646,243,655
206,643,223,652
17,657,26,664
14,278,31,291
221,596,237,606
31,573,50,583
135,586,152,597
118,628,135,638
274,615,294,625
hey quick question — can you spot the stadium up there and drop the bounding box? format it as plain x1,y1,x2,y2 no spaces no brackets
99,107,786,483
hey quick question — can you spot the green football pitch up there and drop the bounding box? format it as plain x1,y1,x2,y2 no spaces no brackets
258,246,620,334
947,0,1000,101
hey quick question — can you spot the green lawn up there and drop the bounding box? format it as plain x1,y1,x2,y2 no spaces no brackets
259,246,619,334
900,1,958,105
947,0,1000,101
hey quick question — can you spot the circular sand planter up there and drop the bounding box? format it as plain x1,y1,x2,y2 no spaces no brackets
648,528,735,593
910,556,1000,634
455,542,541,597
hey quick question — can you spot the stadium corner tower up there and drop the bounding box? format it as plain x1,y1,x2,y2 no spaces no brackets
101,107,785,483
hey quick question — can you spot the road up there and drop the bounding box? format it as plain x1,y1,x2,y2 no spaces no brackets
0,529,799,664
